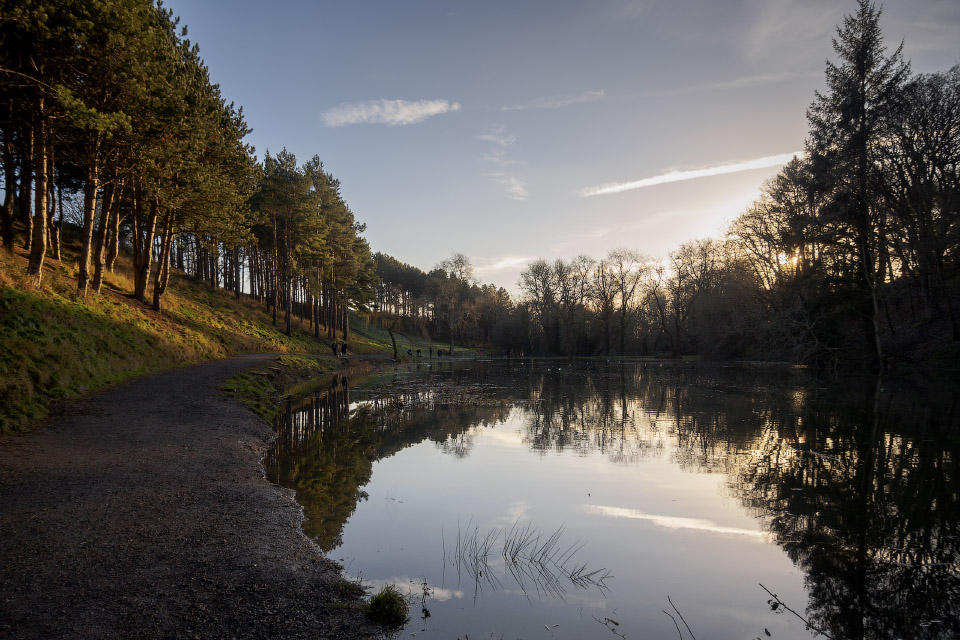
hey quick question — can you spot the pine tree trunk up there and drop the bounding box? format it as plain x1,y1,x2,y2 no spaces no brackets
271,258,278,327
26,113,47,287
18,129,33,249
284,275,292,335
132,186,158,302
92,179,117,294
152,210,176,312
106,208,122,272
77,151,100,296
271,215,279,326
1,126,17,251
233,246,241,299
209,240,218,288
46,151,59,260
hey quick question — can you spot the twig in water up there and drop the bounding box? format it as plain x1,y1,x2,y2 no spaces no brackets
759,583,835,640
662,610,683,639
592,614,627,639
667,595,697,640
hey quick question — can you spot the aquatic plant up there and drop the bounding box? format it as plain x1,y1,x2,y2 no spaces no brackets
444,519,612,599
368,584,409,627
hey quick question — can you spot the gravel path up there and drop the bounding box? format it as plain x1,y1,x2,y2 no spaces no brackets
0,354,380,639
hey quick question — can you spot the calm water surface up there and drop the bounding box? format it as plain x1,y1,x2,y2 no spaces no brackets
264,360,959,640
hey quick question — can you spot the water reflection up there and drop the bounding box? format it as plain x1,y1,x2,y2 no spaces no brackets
265,362,960,640
263,376,371,551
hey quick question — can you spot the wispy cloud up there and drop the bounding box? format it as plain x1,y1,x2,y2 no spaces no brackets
584,504,767,539
648,72,818,98
482,148,522,166
485,173,528,201
322,98,461,127
502,90,606,111
480,125,524,167
478,125,516,148
473,255,536,274
479,125,528,199
741,0,842,64
579,151,803,197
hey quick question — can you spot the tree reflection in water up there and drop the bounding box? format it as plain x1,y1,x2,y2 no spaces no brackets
265,362,959,640
263,372,513,552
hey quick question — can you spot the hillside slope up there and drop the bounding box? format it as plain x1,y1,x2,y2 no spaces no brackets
0,242,391,431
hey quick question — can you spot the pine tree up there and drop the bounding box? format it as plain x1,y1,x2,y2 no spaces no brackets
806,0,910,367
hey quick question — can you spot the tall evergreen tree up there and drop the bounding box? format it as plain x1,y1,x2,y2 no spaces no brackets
806,0,910,367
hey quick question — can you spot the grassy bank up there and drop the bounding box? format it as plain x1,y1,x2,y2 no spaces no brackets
220,354,374,423
0,242,394,432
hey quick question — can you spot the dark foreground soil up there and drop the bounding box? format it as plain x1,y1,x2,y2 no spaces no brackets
0,354,381,639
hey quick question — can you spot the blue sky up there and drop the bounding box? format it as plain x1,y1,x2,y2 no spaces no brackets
167,0,959,291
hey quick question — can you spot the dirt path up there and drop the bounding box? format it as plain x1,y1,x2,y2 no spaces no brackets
0,354,380,639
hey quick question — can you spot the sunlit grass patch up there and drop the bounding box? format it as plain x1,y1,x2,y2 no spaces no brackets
0,243,387,432
221,355,371,423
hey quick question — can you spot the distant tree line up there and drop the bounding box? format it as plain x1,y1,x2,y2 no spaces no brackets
0,0,374,338
511,1,959,368
374,1,958,368
372,252,513,354
4,1,954,366
513,0,959,368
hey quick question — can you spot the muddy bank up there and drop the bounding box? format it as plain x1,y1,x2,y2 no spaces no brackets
0,354,381,639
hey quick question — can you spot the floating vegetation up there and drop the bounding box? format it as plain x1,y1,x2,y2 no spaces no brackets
443,519,612,599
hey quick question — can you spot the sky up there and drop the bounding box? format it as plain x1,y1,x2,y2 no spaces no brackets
165,0,959,292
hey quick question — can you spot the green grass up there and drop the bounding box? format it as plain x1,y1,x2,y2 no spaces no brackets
349,314,475,357
367,585,409,628
0,241,390,432
220,354,373,423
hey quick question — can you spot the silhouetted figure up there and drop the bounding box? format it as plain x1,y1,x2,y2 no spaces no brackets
340,342,348,357
331,342,339,358
416,349,421,358
437,349,443,357
429,346,433,358
407,348,413,357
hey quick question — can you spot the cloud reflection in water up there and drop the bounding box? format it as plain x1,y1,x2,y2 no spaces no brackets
584,504,768,540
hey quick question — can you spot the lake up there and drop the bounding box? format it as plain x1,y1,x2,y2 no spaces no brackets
264,359,959,640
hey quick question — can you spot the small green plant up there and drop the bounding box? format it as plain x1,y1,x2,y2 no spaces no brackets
367,584,408,628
